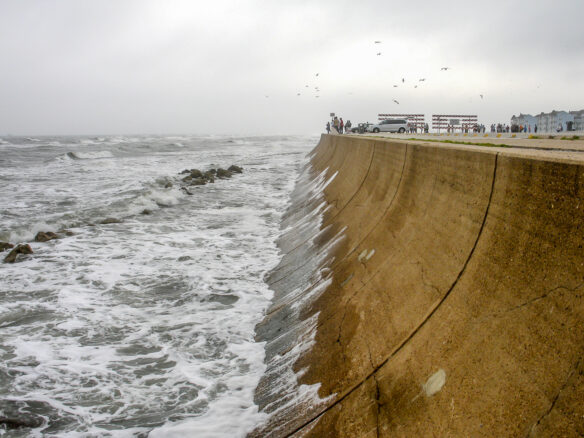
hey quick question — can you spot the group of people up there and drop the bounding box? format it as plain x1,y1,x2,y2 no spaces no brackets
326,116,352,134
491,123,511,133
446,124,486,133
510,124,537,133
407,123,430,134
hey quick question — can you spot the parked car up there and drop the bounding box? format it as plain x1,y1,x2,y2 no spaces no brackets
366,119,408,133
351,123,373,134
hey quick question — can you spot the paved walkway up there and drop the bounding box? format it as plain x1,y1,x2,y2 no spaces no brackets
354,131,584,163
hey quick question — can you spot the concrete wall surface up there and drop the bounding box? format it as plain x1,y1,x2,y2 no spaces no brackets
251,134,584,437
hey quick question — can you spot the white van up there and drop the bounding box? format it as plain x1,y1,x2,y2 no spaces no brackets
366,119,408,133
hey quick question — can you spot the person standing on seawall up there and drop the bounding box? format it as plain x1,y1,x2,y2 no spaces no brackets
333,116,339,133
345,120,352,133
326,121,331,134
339,118,344,134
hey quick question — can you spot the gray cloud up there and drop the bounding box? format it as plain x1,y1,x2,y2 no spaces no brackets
0,0,582,135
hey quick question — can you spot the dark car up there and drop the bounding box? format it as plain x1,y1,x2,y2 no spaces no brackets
351,123,373,134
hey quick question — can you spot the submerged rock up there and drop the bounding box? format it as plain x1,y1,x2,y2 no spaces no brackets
203,171,215,183
216,168,233,179
0,416,44,430
35,231,59,242
189,178,207,186
100,218,122,224
141,209,153,215
228,164,243,173
0,242,14,252
4,244,33,263
190,169,203,179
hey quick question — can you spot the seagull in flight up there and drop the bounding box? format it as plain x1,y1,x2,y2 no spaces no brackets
374,40,382,44
297,93,301,96
377,52,382,56
393,85,398,87
316,73,319,77
441,67,450,71
402,78,405,83
480,94,484,99
414,85,418,88
419,78,426,81
393,99,399,104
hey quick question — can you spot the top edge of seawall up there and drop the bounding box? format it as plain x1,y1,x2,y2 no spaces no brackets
320,133,584,166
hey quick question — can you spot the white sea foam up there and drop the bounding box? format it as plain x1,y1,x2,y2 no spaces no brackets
0,134,318,436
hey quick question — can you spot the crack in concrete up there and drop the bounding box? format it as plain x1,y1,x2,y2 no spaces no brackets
526,356,583,437
283,152,499,438
478,282,584,321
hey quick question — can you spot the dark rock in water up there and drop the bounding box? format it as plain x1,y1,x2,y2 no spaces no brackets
177,255,192,262
0,399,54,431
141,209,153,215
208,293,240,305
203,171,215,183
164,182,173,188
35,231,59,242
189,178,206,186
0,416,44,430
190,169,203,179
181,187,193,195
0,242,14,252
208,168,217,174
4,244,33,263
100,218,122,224
58,229,75,236
216,168,233,179
182,175,193,182
228,165,243,173
179,169,191,174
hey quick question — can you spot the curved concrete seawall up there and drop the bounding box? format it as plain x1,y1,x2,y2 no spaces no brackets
252,134,584,437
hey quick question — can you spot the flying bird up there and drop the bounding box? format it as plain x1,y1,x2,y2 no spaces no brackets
315,96,320,98
441,67,450,71
316,73,319,77
374,41,382,44
297,93,301,96
402,78,405,83
305,85,309,87
393,85,398,87
393,99,399,104
414,85,418,88
480,94,484,99
377,52,382,56
419,78,426,81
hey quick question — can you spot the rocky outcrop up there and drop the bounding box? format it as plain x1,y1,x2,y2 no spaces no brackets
177,164,243,191
99,218,122,224
0,242,14,252
35,231,59,242
4,244,33,263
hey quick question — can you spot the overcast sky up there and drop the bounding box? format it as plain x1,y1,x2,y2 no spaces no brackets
1,0,583,135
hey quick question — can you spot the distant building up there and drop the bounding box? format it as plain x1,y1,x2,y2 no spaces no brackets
510,113,537,130
571,110,584,131
536,110,582,132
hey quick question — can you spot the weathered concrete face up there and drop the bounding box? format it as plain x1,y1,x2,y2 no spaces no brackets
252,135,584,437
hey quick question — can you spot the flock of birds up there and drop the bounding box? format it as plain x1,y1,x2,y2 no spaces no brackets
265,40,485,104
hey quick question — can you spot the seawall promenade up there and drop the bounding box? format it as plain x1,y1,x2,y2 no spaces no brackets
252,134,584,437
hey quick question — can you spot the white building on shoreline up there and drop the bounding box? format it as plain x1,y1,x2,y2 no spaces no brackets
511,109,583,133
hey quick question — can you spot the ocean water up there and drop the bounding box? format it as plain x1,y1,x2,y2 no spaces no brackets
0,134,315,437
